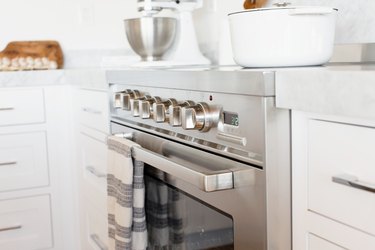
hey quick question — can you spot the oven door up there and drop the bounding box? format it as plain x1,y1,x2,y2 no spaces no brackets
111,122,267,250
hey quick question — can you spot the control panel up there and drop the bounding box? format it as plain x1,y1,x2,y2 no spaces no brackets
114,89,223,132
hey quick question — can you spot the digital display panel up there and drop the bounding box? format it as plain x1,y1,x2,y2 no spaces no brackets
223,111,239,126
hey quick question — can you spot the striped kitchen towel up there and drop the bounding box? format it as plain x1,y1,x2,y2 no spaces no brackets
146,175,185,249
107,136,148,250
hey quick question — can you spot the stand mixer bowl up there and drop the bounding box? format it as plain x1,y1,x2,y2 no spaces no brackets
124,17,177,61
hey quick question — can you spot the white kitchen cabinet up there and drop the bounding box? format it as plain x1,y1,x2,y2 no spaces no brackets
0,195,53,250
292,111,375,250
0,88,45,126
0,132,49,192
0,86,79,250
74,88,109,250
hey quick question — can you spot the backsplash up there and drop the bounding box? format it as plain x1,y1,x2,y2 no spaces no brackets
267,0,375,44
194,0,375,64
1,0,374,66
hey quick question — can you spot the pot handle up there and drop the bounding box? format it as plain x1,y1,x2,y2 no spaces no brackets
289,7,335,16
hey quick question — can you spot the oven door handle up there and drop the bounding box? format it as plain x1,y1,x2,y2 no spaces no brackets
132,146,234,192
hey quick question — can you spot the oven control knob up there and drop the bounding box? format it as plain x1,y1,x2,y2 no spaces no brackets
140,96,162,119
114,90,141,110
113,89,130,109
122,90,141,110
169,101,195,127
153,98,178,123
132,95,150,117
181,102,222,132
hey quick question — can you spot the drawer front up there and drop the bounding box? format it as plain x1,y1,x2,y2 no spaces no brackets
81,199,108,250
78,90,109,133
0,132,49,192
0,195,53,250
0,88,45,126
308,234,345,250
80,132,108,212
308,120,375,235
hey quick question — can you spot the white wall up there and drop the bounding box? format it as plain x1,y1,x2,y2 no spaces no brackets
0,0,138,51
1,0,375,63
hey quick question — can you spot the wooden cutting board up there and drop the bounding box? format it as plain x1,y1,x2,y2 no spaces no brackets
0,41,63,70
243,0,268,9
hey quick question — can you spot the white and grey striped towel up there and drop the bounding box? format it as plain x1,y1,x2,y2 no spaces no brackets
107,136,148,250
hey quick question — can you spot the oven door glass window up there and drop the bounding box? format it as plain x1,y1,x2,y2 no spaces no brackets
145,174,234,250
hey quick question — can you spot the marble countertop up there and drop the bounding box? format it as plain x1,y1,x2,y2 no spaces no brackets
275,63,375,121
1,63,375,121
0,68,108,90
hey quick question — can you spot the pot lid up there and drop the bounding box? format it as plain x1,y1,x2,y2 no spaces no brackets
228,2,338,16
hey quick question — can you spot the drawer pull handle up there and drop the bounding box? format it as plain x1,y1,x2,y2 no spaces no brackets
332,174,375,193
90,234,108,250
86,166,107,178
0,225,22,232
0,161,17,166
0,107,14,111
82,107,102,115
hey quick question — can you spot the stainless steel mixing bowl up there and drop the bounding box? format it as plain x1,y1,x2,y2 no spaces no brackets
124,17,177,61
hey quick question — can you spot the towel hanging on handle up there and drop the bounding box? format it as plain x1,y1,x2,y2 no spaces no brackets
107,136,148,250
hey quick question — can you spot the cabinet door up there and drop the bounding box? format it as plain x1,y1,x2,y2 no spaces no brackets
80,199,109,250
77,89,109,133
0,88,45,126
308,234,346,250
308,119,375,235
80,129,108,213
0,132,49,192
0,195,53,250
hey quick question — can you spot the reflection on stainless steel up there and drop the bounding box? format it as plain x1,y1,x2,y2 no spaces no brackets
145,173,234,249
124,17,177,61
112,117,263,166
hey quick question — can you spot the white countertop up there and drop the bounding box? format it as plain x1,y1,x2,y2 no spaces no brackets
0,68,108,90
1,63,375,121
275,63,375,121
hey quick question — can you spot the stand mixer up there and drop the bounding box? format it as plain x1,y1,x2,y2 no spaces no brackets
127,0,210,66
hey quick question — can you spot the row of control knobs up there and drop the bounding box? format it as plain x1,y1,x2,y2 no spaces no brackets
114,89,222,132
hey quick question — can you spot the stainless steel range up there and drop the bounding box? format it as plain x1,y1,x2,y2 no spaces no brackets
107,67,291,250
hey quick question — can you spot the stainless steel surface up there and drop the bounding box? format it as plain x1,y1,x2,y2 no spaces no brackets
169,100,195,126
108,68,291,250
0,161,17,166
124,17,177,61
140,96,161,119
110,84,265,166
106,68,275,97
0,107,14,111
332,174,375,193
114,89,141,110
181,102,221,132
86,166,107,178
90,234,108,250
153,98,177,122
0,225,22,232
111,122,266,249
115,132,237,192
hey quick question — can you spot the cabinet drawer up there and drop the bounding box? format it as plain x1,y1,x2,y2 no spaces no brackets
308,120,375,235
77,90,109,133
0,195,53,250
81,199,108,250
0,132,49,192
308,234,345,250
0,88,45,126
80,132,108,212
